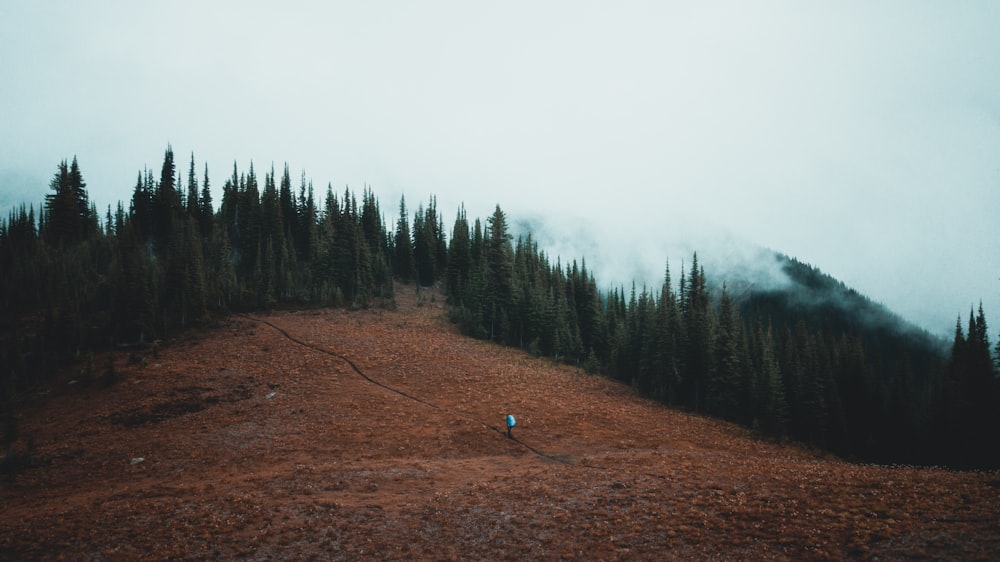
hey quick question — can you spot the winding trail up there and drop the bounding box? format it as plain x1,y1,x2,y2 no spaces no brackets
239,313,440,410
239,313,577,465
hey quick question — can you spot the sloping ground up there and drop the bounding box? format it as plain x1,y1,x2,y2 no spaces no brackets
1,287,998,561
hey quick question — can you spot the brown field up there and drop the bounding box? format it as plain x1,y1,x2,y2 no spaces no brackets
2,286,998,561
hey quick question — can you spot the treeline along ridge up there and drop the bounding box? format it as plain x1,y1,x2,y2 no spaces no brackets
2,147,998,469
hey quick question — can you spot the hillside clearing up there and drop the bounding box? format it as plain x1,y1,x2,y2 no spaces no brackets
2,288,997,560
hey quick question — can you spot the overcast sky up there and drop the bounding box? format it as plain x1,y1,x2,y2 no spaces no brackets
2,1,998,337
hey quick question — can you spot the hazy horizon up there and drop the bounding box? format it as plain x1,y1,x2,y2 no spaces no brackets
2,1,998,338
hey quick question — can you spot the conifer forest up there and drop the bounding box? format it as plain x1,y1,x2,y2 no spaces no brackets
2,147,998,469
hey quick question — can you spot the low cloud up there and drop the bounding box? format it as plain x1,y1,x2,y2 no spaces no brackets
512,212,794,298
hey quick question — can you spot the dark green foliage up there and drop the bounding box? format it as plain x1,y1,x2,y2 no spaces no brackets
484,205,514,342
360,188,392,299
279,164,297,248
393,195,415,283
198,163,214,239
439,210,996,468
151,145,181,255
44,157,96,247
681,255,712,412
755,323,787,436
930,305,999,468
110,220,157,342
412,197,446,287
707,285,742,421
186,153,199,220
1,149,397,407
445,205,471,304
1,149,996,469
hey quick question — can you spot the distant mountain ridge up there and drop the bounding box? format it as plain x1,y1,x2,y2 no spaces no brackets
722,252,945,355
733,252,946,384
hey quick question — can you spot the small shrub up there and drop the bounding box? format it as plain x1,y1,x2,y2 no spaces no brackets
527,337,542,357
582,350,601,375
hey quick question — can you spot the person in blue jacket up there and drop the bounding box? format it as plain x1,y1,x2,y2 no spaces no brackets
506,414,516,439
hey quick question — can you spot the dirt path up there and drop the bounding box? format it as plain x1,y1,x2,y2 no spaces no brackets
2,285,998,560
239,310,576,467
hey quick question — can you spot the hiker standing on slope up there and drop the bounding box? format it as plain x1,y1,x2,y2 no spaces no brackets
506,414,516,439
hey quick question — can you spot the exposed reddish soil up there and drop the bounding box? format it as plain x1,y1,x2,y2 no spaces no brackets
2,286,998,561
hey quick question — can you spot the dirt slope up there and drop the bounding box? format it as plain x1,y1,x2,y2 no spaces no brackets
2,286,998,561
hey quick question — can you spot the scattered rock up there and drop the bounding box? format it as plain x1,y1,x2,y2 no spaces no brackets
130,457,145,465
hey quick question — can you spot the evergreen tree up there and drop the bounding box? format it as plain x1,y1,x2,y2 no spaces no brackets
184,218,207,321
432,198,449,278
151,145,181,254
757,323,787,437
215,226,237,308
708,284,742,421
446,205,472,303
995,330,1000,374
485,205,514,342
358,189,391,299
71,157,97,240
186,153,199,219
327,190,371,304
44,160,74,246
279,164,297,244
296,173,317,264
470,218,485,267
681,254,712,411
575,260,602,356
936,316,969,461
198,163,214,239
111,220,157,341
261,165,285,256
652,262,681,404
963,303,996,466
44,158,92,246
413,201,437,286
967,304,994,400
790,323,829,447
394,195,415,283
632,285,657,393
360,188,386,266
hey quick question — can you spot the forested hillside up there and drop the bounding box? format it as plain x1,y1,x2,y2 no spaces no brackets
2,147,998,468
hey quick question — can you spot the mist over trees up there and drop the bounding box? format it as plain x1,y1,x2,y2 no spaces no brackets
2,148,998,469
